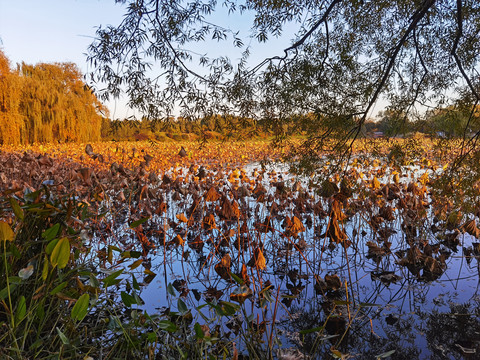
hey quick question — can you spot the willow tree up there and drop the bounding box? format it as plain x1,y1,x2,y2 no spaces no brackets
0,50,24,145
20,62,107,143
88,0,480,169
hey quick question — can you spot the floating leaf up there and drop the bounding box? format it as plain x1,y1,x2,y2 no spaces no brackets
176,213,188,223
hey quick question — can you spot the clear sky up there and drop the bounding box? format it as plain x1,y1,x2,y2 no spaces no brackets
0,0,137,119
0,1,340,120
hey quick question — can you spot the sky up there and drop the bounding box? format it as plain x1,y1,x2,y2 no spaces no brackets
0,0,138,119
0,0,305,120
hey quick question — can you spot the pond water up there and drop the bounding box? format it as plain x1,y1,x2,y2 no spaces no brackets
90,161,480,359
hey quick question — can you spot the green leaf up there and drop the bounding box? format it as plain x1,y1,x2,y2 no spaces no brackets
121,250,142,259
15,295,26,323
0,284,16,301
50,281,68,295
36,303,45,321
129,217,150,228
9,198,24,220
56,327,69,344
41,256,49,280
157,320,177,332
121,291,138,307
194,322,204,339
50,237,70,269
177,298,188,314
376,350,396,359
230,272,244,285
333,300,351,306
219,301,239,316
167,283,176,296
42,223,60,241
89,273,100,288
299,326,324,335
45,238,60,255
147,332,157,342
132,274,140,291
0,221,15,242
71,293,90,321
10,244,21,258
102,269,124,287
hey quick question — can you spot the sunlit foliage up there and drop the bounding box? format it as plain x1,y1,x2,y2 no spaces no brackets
0,50,106,145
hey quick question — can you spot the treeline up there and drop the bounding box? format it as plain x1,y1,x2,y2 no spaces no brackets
0,50,106,145
365,107,480,138
101,114,266,141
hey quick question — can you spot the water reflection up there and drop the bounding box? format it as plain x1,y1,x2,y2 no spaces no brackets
92,162,480,358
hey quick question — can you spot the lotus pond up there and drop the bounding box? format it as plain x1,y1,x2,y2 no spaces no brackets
1,139,479,359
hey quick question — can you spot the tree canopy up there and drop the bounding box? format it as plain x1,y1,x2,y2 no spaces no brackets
88,0,480,163
0,50,107,145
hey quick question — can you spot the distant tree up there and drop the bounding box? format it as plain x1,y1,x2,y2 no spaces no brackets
20,62,107,143
0,50,108,145
376,109,412,137
0,50,24,145
426,105,480,138
88,0,480,165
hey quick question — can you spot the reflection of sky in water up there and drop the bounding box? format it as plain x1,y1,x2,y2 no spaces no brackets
91,161,480,358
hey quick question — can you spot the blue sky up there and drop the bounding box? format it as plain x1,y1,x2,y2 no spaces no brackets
0,0,137,118
0,0,312,119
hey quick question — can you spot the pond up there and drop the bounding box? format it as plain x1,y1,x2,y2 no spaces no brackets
89,159,480,359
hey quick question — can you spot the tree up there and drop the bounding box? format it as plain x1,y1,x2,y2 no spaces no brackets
20,62,107,143
88,0,480,166
0,50,24,145
0,49,108,145
425,104,480,137
376,109,412,137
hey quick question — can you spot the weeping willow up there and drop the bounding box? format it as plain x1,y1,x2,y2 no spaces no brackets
0,50,106,145
0,50,24,145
